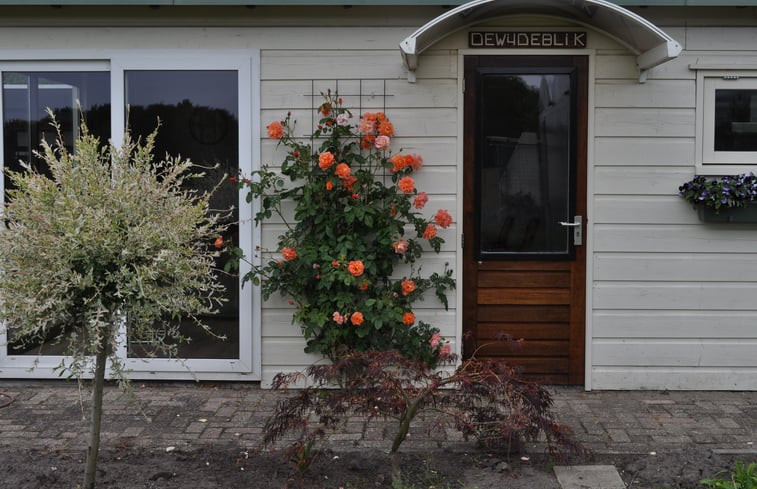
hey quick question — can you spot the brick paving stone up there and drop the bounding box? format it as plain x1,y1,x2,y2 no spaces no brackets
717,418,742,429
185,422,207,433
581,420,607,436
215,406,238,418
651,434,693,444
606,429,631,443
199,427,223,439
120,427,146,438
721,404,745,414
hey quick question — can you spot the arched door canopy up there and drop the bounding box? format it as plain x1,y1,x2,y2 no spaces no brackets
400,0,682,82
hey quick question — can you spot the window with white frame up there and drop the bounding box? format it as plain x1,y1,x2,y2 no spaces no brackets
0,53,259,380
696,68,757,174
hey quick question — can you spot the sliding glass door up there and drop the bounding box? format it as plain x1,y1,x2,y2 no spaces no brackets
0,54,258,379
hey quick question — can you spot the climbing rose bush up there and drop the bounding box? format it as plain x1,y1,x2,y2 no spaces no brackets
235,92,455,363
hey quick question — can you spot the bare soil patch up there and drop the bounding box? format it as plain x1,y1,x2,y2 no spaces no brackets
1,445,750,489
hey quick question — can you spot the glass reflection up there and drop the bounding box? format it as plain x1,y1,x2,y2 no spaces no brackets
478,73,572,257
124,70,240,359
3,71,111,356
714,89,757,151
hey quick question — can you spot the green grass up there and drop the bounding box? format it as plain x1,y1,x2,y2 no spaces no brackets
701,461,757,489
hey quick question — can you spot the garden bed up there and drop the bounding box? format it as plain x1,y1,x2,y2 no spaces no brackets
1,445,747,489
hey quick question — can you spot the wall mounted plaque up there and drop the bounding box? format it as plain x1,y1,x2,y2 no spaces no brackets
469,31,587,49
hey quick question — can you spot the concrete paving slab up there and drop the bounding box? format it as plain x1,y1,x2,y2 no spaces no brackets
712,448,757,455
553,465,625,489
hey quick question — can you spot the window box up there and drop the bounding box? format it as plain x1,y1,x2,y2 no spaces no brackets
698,203,757,223
679,173,757,222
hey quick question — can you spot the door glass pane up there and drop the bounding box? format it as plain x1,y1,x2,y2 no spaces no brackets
478,73,572,257
714,89,757,151
3,71,110,356
124,70,239,359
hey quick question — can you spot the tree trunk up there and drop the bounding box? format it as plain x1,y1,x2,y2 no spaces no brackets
390,450,401,486
83,334,110,489
389,396,423,486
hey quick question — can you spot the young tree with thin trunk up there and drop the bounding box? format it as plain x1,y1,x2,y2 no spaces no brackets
0,119,228,489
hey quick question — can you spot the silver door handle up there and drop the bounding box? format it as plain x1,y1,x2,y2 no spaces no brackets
559,215,583,246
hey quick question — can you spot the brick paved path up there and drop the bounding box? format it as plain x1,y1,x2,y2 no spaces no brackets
0,381,754,455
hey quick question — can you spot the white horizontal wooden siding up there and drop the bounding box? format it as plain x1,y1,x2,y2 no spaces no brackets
592,18,757,389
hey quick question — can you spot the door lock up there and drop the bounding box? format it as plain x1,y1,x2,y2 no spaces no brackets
559,215,583,246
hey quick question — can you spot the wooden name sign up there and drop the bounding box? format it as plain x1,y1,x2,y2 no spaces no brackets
469,31,587,49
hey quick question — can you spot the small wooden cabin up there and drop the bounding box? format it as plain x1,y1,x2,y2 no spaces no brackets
0,0,755,390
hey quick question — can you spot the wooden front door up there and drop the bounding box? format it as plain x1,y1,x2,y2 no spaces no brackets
462,55,587,384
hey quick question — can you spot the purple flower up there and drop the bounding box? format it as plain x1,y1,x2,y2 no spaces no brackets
680,173,757,210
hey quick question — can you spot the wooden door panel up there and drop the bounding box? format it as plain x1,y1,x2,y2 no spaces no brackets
463,55,587,384
491,357,571,373
476,340,569,356
477,270,571,288
476,305,571,322
477,261,573,271
478,288,571,305
476,323,571,340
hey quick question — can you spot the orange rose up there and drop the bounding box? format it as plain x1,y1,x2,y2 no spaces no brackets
281,247,297,261
409,153,423,171
390,154,420,173
351,311,364,326
320,103,331,116
357,281,369,291
402,312,415,325
347,260,364,277
335,163,351,179
413,192,428,209
361,135,375,149
318,151,335,170
401,279,415,296
214,236,224,249
434,209,453,229
398,176,415,194
422,223,437,240
378,120,394,137
266,120,284,139
325,180,334,191
342,175,357,191
390,154,408,173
